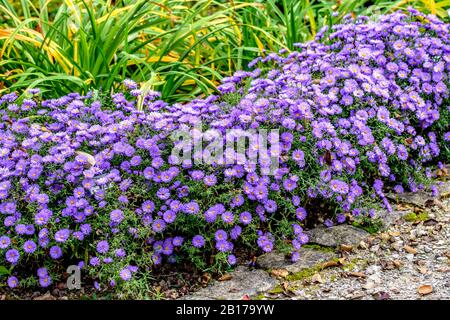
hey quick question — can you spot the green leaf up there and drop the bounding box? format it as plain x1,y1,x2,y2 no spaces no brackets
0,266,10,276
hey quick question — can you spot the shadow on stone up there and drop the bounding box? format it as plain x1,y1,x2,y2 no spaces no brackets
257,247,336,273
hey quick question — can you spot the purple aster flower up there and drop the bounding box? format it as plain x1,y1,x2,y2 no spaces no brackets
49,246,62,259
90,257,100,267
336,214,346,224
80,224,91,235
227,254,237,265
215,240,232,252
192,235,205,248
264,199,277,213
152,253,162,265
295,207,307,221
23,240,37,254
152,219,166,232
115,248,126,258
37,267,48,278
0,236,10,249
204,174,217,186
142,200,155,213
298,233,309,244
120,268,132,281
239,211,252,225
96,240,109,254
230,194,244,207
163,210,176,223
222,211,234,224
292,223,303,235
181,201,198,215
39,275,52,288
172,236,184,247
5,249,20,264
230,225,242,240
282,178,297,192
214,229,228,241
156,187,170,200
162,241,174,255
7,276,19,288
54,229,70,243
110,209,124,224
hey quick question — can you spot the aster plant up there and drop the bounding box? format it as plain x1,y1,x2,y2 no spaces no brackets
0,9,449,296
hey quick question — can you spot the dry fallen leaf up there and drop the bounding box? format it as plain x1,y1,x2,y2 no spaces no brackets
201,273,212,287
440,191,450,199
380,233,390,241
396,204,411,211
380,260,395,270
279,282,296,297
218,274,232,281
311,273,324,284
358,241,368,249
413,207,425,214
436,166,448,177
417,267,428,274
418,285,433,295
393,260,402,268
404,245,418,254
340,244,353,252
338,257,347,265
321,260,339,269
271,268,289,279
347,272,366,278
389,231,401,237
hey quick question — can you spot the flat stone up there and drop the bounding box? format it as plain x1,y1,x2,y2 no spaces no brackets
33,293,56,300
387,192,429,208
180,266,277,300
305,225,369,247
386,180,450,208
437,180,450,195
257,247,336,273
375,209,412,228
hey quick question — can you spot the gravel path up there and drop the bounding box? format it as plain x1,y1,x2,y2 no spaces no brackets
259,197,450,300
182,178,450,301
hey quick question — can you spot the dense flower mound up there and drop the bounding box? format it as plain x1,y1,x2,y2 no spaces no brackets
0,10,449,293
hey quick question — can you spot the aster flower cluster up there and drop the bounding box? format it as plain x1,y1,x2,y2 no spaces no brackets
0,10,449,291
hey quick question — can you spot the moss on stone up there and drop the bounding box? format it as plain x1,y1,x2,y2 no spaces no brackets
302,244,336,253
268,285,284,294
286,266,321,281
253,293,266,300
342,258,369,271
352,218,384,234
403,211,429,222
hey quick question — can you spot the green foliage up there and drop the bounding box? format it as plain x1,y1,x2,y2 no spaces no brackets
2,0,448,102
352,217,384,234
0,265,9,277
403,211,429,222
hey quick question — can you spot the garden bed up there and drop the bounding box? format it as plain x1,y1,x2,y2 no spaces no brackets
0,9,449,299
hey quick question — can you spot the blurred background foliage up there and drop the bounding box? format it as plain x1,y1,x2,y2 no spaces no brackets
0,0,449,103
